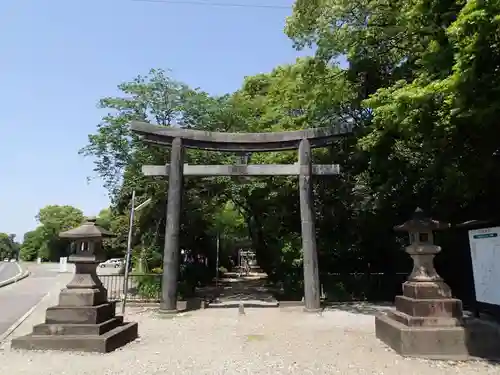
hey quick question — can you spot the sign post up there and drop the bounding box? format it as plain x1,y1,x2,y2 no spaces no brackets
59,257,68,273
121,193,152,315
467,226,500,320
215,232,220,287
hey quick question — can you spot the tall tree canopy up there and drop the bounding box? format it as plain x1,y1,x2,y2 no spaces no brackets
81,69,235,274
286,0,500,220
74,0,500,302
0,233,20,260
20,205,84,261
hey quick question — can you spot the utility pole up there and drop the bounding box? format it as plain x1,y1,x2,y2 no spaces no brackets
215,232,220,287
121,192,152,315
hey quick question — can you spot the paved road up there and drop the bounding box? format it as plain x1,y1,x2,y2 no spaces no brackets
0,263,70,338
0,262,21,283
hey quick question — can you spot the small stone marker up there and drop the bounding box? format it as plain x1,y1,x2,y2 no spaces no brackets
238,302,245,315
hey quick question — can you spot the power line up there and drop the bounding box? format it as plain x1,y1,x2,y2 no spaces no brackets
131,0,291,10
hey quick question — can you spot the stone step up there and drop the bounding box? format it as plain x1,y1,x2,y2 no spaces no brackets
375,313,469,360
45,302,116,324
208,299,279,308
11,321,139,353
33,316,124,336
394,295,463,318
387,310,462,327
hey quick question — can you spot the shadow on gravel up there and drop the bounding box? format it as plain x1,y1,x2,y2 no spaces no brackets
323,301,394,316
198,274,279,308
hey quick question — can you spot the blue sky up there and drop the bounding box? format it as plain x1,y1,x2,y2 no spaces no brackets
0,0,313,241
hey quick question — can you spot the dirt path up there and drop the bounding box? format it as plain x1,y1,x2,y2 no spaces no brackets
200,272,279,307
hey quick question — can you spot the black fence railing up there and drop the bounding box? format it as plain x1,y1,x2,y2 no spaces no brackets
99,271,410,303
320,272,409,302
99,273,162,303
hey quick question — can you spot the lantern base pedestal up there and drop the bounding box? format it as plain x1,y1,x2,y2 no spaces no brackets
11,301,138,353
11,321,138,353
375,313,469,360
58,287,107,307
376,313,500,360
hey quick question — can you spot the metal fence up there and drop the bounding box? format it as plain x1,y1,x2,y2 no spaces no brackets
99,271,409,303
99,273,162,303
320,272,409,302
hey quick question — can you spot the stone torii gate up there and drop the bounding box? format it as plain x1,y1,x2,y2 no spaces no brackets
131,121,351,312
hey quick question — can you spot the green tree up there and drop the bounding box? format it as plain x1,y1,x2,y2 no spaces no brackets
26,205,85,261
96,208,112,229
282,0,500,299
216,58,366,280
286,0,500,219
81,69,232,280
81,0,500,302
0,233,20,260
19,228,44,261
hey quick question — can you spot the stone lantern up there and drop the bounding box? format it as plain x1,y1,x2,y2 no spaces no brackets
375,208,468,359
11,217,138,353
61,216,112,302
396,207,451,291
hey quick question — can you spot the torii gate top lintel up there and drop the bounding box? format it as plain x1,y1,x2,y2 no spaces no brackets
130,121,352,152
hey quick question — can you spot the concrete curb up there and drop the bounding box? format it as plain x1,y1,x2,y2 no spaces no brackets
0,263,30,289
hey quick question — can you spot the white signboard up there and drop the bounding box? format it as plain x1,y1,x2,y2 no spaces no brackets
59,257,68,273
468,226,500,306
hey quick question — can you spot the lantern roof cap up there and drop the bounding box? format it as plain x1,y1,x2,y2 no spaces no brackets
59,216,115,239
394,207,450,232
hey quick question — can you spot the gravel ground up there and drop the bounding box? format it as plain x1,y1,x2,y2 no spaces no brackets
0,305,498,375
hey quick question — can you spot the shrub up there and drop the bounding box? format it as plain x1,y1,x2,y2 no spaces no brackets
135,267,197,301
136,273,162,300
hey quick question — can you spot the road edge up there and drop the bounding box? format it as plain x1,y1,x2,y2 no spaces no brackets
0,291,51,343
0,262,30,289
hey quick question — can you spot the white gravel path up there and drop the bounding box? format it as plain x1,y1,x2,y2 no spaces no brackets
0,305,498,375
